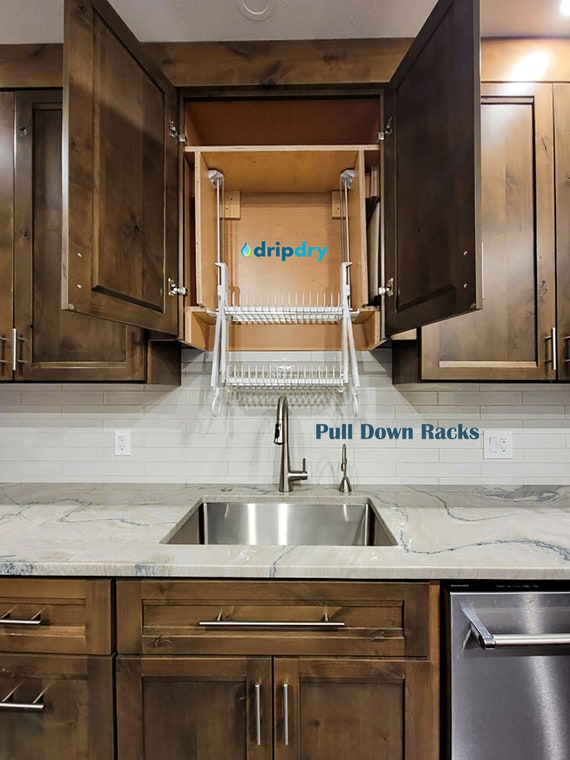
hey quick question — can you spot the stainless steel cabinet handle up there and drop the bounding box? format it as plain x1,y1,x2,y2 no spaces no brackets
199,620,345,630
283,683,290,746
546,327,558,372
463,604,570,649
11,328,17,372
0,687,45,712
0,612,42,626
254,682,261,746
0,700,45,712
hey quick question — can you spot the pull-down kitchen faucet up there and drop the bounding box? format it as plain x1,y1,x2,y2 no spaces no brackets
274,395,308,492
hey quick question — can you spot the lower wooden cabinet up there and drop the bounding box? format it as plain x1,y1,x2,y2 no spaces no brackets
117,655,431,760
0,654,113,760
0,580,114,760
116,580,439,760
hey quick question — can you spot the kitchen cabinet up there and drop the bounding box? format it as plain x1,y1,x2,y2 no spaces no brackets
115,580,439,760
0,578,114,760
0,89,180,384
62,0,481,351
393,82,558,382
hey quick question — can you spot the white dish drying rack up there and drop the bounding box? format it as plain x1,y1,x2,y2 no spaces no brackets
210,261,360,416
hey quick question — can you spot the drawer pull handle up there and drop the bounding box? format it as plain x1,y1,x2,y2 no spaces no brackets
0,687,46,713
254,682,262,746
199,620,345,631
283,683,290,746
0,612,43,626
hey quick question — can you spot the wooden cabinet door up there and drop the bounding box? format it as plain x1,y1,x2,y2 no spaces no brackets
274,658,436,760
384,0,481,334
63,0,179,335
420,83,556,380
0,654,113,760
555,83,570,379
13,90,146,381
116,656,272,760
0,92,14,382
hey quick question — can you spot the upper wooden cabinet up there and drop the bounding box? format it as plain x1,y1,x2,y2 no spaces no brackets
62,0,179,335
395,82,558,382
0,89,149,382
61,0,481,345
384,0,481,334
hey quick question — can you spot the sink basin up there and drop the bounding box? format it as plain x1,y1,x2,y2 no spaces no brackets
162,498,396,547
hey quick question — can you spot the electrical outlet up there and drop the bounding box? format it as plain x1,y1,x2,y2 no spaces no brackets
114,429,131,456
483,430,513,459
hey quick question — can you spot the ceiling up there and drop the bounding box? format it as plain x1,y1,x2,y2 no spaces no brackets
1,0,569,44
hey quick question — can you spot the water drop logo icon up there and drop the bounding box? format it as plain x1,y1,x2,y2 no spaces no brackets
241,242,252,258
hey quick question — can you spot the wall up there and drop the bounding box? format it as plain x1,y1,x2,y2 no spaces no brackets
0,347,569,485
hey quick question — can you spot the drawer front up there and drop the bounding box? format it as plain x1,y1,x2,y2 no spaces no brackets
117,580,432,658
0,579,112,655
0,653,114,760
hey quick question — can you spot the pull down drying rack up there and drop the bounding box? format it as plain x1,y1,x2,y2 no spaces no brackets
209,168,361,416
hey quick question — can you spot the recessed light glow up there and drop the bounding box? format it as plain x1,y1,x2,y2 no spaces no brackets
510,51,550,80
561,0,570,15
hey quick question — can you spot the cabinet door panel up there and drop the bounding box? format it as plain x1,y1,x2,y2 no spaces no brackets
384,0,481,334
0,654,113,760
555,83,570,378
275,658,436,760
274,658,406,760
63,0,178,335
117,656,272,760
13,90,146,381
420,83,556,380
0,92,14,381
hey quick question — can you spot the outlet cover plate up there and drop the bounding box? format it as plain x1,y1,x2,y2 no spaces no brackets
115,429,131,456
483,430,513,459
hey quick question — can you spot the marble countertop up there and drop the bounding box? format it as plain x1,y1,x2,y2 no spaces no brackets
0,482,569,580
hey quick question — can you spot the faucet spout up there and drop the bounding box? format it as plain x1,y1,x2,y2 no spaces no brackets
274,395,308,493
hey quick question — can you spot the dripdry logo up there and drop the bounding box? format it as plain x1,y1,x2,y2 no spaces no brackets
241,241,327,262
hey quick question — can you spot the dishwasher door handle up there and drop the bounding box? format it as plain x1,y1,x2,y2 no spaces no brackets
462,604,570,649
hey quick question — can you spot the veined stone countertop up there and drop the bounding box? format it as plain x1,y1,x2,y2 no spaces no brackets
0,483,568,580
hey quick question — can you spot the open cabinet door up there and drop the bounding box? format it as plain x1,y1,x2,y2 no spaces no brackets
384,0,481,335
62,0,179,334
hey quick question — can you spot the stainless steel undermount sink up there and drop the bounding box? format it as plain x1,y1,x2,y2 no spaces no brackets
162,497,397,547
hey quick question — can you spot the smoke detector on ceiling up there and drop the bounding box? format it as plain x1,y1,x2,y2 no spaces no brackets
236,0,274,21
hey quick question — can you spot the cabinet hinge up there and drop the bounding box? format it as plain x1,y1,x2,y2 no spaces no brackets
168,278,187,297
169,120,187,144
379,277,394,298
378,116,393,142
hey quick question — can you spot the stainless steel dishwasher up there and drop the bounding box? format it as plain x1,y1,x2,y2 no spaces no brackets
445,585,570,760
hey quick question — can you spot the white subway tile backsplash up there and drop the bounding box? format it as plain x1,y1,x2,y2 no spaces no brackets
0,348,570,484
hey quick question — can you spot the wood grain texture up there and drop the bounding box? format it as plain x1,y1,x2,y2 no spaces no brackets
0,654,113,760
384,0,481,334
0,93,14,382
0,578,112,655
420,83,556,380
116,655,272,760
12,90,147,381
555,84,570,379
63,0,178,334
1,38,569,90
275,657,405,760
115,580,430,658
